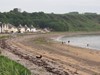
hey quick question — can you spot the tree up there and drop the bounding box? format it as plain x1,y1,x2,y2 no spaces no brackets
10,8,21,13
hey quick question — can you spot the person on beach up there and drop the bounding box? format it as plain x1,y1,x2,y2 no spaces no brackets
62,41,66,44
87,44,89,47
62,41,64,44
68,40,70,43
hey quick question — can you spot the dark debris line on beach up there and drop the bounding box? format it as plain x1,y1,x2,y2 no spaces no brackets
0,39,69,75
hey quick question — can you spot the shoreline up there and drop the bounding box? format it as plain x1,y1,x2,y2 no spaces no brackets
52,34,100,51
1,32,100,75
51,32,100,51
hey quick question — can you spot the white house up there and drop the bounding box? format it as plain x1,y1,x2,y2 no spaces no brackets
0,23,18,33
25,25,31,32
18,24,25,33
1,23,8,33
0,22,1,33
0,26,1,33
8,26,18,33
0,23,42,34
7,24,18,33
30,25,37,32
44,28,50,32
30,28,37,32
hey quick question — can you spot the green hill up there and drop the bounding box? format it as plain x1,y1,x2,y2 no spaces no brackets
0,8,100,31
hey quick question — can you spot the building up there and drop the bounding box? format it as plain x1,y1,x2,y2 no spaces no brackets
0,23,47,34
25,25,31,32
18,24,25,33
30,25,37,32
0,23,18,33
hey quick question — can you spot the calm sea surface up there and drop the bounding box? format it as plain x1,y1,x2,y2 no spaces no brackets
56,35,100,50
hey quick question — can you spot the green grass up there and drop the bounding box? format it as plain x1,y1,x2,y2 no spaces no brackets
0,35,10,39
0,56,31,75
34,37,51,44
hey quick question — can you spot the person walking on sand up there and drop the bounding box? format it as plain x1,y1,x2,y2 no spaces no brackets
62,41,64,44
62,41,65,44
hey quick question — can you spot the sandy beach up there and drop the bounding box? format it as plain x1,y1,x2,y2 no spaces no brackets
1,32,100,75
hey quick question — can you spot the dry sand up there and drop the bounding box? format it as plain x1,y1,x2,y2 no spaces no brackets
1,32,100,75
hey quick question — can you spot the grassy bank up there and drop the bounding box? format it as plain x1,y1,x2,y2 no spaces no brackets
0,56,31,75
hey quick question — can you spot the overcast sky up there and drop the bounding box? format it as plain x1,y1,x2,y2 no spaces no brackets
0,0,100,14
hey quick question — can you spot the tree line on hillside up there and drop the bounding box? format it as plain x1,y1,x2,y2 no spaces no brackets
0,8,100,31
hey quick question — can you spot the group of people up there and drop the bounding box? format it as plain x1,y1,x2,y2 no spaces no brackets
62,40,70,44
61,40,89,47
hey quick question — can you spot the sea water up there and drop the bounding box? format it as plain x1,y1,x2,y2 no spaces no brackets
56,35,100,50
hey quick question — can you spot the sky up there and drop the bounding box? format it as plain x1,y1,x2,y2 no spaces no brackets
0,0,100,14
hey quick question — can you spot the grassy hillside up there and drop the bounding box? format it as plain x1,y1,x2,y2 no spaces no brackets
0,8,100,31
0,56,31,75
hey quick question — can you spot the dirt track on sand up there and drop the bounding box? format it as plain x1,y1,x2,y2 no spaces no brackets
1,32,100,75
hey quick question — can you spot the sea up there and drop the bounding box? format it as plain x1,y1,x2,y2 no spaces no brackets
55,34,100,50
